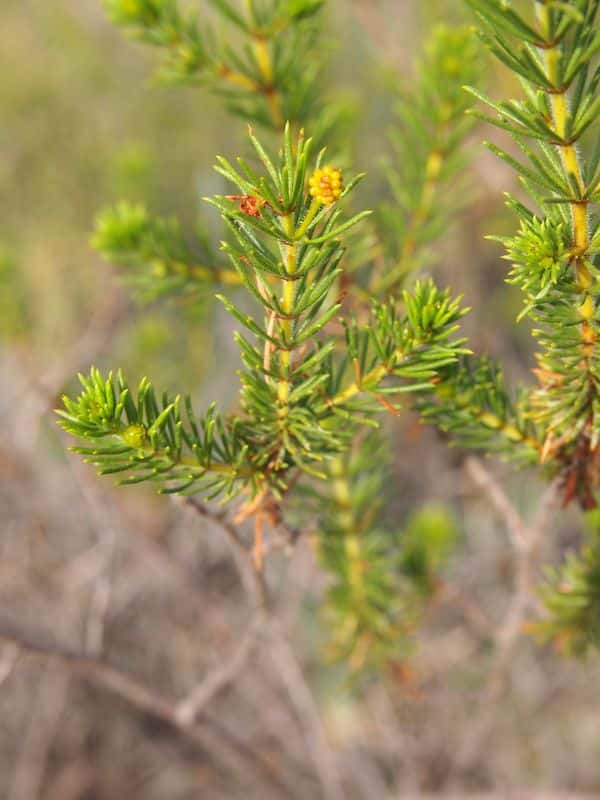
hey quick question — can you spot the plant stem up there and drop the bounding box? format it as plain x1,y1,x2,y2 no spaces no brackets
217,65,262,93
330,363,389,406
323,455,376,672
124,447,242,477
536,4,595,409
329,351,544,453
454,401,543,453
153,258,241,286
374,148,444,294
178,456,239,474
330,457,365,599
252,34,284,129
0,621,294,798
294,198,321,240
277,213,298,419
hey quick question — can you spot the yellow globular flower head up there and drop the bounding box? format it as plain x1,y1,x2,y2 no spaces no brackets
309,165,343,206
121,423,147,450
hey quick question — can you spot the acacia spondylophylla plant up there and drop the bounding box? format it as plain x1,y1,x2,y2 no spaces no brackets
59,0,600,668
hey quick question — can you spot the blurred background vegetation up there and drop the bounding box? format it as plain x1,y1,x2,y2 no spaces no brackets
2,1,600,798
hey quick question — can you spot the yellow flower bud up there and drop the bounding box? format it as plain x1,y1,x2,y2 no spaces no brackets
579,294,594,321
121,423,147,449
308,165,344,206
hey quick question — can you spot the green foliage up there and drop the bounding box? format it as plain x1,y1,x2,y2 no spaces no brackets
418,355,542,462
377,24,480,292
102,0,328,131
104,0,208,81
537,511,600,656
494,215,572,320
426,0,600,500
92,202,237,302
61,127,468,499
58,1,600,668
466,0,600,97
313,439,413,671
110,143,155,200
310,437,459,672
335,281,469,417
265,19,480,671
57,367,251,497
443,0,600,656
399,505,459,597
62,11,476,670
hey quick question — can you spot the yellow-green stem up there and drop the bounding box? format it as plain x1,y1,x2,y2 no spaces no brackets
330,360,544,453
331,457,365,600
118,429,244,477
465,407,542,453
330,363,389,407
218,66,262,93
178,457,239,475
537,5,595,370
372,143,444,295
294,198,321,240
397,150,443,268
277,214,297,414
137,451,239,476
152,259,241,286
253,35,284,130
244,0,256,22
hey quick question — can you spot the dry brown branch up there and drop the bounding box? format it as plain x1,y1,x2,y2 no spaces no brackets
9,666,70,800
175,614,264,726
67,462,118,655
49,479,316,797
465,456,528,550
44,763,96,800
486,475,561,692
456,458,563,773
0,619,297,800
465,459,561,689
61,485,266,741
0,644,19,688
437,581,494,640
184,497,269,610
269,626,345,800
184,496,345,800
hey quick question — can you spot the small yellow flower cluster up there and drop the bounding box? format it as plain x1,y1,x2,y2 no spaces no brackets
309,166,343,205
121,423,147,449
